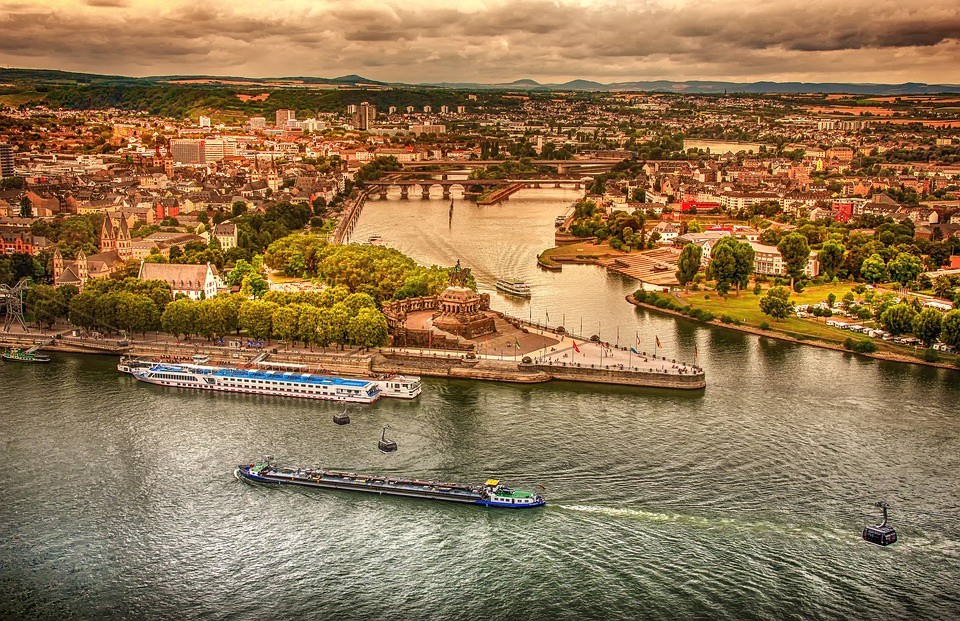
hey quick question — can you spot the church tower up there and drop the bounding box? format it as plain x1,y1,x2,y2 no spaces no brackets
76,250,88,283
52,248,64,284
116,214,132,259
100,214,117,253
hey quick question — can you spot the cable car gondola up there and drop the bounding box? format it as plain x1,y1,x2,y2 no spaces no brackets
862,501,898,546
378,425,398,453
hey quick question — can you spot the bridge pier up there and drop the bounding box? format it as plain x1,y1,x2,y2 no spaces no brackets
442,187,451,199
400,186,409,199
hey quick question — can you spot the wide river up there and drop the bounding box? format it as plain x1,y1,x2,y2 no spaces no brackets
2,189,959,620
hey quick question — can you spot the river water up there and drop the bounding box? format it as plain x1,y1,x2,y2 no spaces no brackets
2,189,959,620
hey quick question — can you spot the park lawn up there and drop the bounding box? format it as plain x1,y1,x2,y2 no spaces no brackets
680,283,867,344
538,242,625,267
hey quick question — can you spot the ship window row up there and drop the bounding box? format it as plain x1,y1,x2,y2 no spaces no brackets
154,373,196,381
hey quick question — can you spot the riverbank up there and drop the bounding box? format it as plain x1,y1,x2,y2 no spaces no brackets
626,294,960,371
0,328,706,390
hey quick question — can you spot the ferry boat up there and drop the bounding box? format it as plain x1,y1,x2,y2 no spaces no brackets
132,363,382,403
236,462,546,509
2,348,51,364
374,374,422,399
495,278,532,298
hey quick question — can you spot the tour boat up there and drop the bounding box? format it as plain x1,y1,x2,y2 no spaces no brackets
367,234,383,244
373,374,422,399
132,363,382,403
495,278,532,298
2,348,51,364
236,462,546,509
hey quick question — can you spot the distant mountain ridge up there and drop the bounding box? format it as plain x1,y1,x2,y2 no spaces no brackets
1,67,958,94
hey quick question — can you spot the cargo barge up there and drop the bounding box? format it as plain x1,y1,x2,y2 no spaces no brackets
236,462,546,509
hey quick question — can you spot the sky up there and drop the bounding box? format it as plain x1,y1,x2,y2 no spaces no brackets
1,0,959,84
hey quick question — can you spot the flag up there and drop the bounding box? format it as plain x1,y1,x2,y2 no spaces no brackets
546,311,550,322
515,339,521,350
572,341,580,353
655,336,663,348
630,346,640,355
637,333,641,346
694,346,699,360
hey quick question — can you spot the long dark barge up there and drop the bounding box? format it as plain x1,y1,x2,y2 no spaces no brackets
236,462,545,509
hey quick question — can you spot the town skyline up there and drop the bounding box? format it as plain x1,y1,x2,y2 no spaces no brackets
3,0,960,84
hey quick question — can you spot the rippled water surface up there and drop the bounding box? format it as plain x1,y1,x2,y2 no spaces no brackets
2,190,959,620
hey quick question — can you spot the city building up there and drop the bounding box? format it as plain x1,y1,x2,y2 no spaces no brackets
0,143,14,178
748,241,820,278
198,115,211,128
138,262,220,300
354,102,377,130
275,109,295,128
213,221,238,250
169,139,204,164
248,117,267,130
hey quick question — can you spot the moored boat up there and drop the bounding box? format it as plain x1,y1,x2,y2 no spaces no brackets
117,356,154,374
495,278,532,298
2,348,51,364
236,462,546,509
132,363,382,403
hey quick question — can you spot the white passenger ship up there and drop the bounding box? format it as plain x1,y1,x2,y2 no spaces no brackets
126,361,422,403
133,363,382,403
495,278,532,298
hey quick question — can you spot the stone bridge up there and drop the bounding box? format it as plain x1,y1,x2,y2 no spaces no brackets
363,177,587,199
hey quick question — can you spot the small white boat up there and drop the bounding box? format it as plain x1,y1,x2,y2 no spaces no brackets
495,278,532,298
368,234,383,244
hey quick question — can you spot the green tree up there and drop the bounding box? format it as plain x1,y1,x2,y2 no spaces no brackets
272,305,299,344
161,298,197,339
226,259,257,287
913,308,943,347
708,238,754,296
347,307,389,348
68,292,98,333
324,302,350,348
240,273,269,299
777,232,810,291
296,304,323,346
818,240,845,280
880,303,918,336
759,286,794,320
238,300,277,340
861,254,888,284
675,244,702,291
940,310,960,347
887,252,923,289
19,195,32,218
29,285,64,329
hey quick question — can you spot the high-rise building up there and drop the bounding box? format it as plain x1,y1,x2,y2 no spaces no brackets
353,102,377,130
169,139,204,164
388,106,397,115
275,109,295,127
440,105,449,114
406,106,415,114
198,115,212,128
456,106,466,114
346,104,358,114
202,139,225,163
249,117,267,130
423,105,432,113
0,143,14,178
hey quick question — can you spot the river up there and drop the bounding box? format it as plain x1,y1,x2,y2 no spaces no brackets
2,189,958,620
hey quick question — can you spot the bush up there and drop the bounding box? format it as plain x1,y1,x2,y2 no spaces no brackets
704,294,711,300
845,338,878,353
759,321,771,330
921,348,938,362
753,282,762,295
691,283,700,291
720,314,734,324
793,281,805,294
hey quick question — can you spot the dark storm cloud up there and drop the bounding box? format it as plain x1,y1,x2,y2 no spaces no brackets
1,0,958,83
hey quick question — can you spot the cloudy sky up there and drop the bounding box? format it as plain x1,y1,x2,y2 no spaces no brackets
2,0,959,84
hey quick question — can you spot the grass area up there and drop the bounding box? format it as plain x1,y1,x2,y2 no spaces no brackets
676,282,959,365
0,92,43,106
538,242,624,267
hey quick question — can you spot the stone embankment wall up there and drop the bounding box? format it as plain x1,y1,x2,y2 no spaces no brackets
530,363,706,389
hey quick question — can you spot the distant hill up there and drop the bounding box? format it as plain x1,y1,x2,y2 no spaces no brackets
2,67,959,95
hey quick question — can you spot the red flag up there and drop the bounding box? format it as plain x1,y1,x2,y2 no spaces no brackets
572,341,580,353
655,336,663,348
